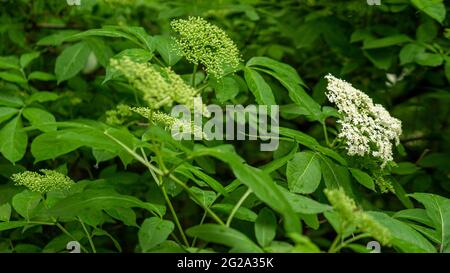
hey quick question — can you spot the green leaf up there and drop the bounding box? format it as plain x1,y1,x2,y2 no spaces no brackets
66,27,140,45
23,108,57,132
54,42,91,83
189,187,216,208
0,56,20,70
277,185,332,214
154,35,182,66
12,190,41,220
255,208,277,247
0,107,19,124
191,145,301,234
31,122,142,164
37,30,80,46
0,71,26,83
0,203,11,222
121,26,155,52
26,92,59,104
215,76,240,102
0,91,23,107
392,162,421,175
186,224,263,253
319,155,353,196
48,189,165,218
399,44,426,65
287,152,321,194
349,168,375,191
0,116,28,163
393,209,434,227
391,179,414,209
416,21,438,42
368,211,436,253
362,34,412,49
411,0,446,23
279,127,347,166
415,52,444,67
212,203,257,222
138,217,174,252
0,221,30,232
28,71,56,81
20,52,40,68
410,193,450,252
85,38,113,67
186,165,228,196
364,48,394,70
247,57,322,121
244,68,276,105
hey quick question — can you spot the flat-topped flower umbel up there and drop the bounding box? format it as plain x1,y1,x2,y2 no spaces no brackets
171,17,241,78
11,169,74,193
325,74,402,168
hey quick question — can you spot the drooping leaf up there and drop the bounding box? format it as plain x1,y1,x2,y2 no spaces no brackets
411,0,446,23
349,168,375,191
186,224,263,253
369,211,436,253
410,193,450,252
138,217,174,252
12,190,41,220
255,208,277,247
23,108,57,132
0,116,28,163
54,42,91,83
244,67,276,105
47,189,165,218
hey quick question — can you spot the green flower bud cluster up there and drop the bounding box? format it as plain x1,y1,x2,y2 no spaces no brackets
11,169,74,194
131,107,205,139
106,104,133,125
325,188,391,245
373,175,395,194
110,57,203,111
171,17,241,78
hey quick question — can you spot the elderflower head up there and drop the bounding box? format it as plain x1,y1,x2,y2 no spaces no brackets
11,169,74,194
325,74,402,168
171,17,241,78
110,57,209,116
325,188,391,245
131,107,206,140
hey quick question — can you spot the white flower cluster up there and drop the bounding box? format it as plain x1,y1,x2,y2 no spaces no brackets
325,74,402,168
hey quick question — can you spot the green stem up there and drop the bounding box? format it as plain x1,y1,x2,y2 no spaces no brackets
192,64,198,87
328,234,341,253
141,146,190,247
323,122,330,147
169,174,225,225
42,198,89,253
106,131,224,225
226,188,252,227
161,185,190,247
78,217,96,253
333,233,371,253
